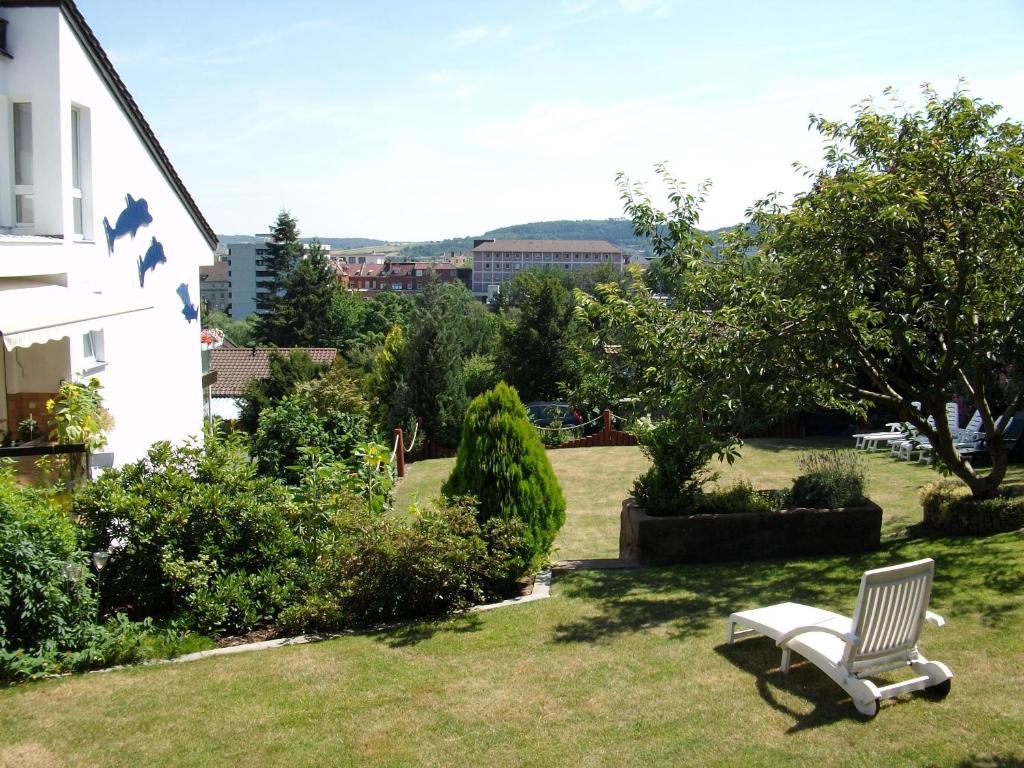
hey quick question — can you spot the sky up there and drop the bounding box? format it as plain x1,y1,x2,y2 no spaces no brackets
77,0,1024,242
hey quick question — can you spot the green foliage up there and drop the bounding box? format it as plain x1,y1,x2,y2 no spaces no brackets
791,450,867,509
202,309,257,346
39,377,113,490
267,243,347,348
0,463,159,682
0,463,94,655
601,86,1024,507
499,270,581,402
251,364,373,484
238,349,328,433
366,324,412,432
695,480,790,515
72,430,301,633
631,416,723,516
462,353,499,400
919,480,1024,535
406,309,467,448
253,211,305,343
442,383,565,567
279,496,528,632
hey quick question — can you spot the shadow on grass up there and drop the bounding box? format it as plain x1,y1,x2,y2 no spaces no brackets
370,612,484,648
714,638,866,732
952,757,1024,768
551,530,1024,644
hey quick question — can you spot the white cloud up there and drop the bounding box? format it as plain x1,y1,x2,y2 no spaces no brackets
450,24,511,46
618,0,675,17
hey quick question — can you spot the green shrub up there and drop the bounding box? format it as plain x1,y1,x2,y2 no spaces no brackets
695,480,790,515
73,430,301,634
251,365,372,484
279,497,528,633
631,416,719,516
0,463,95,654
442,383,565,568
920,480,1024,535
791,449,867,508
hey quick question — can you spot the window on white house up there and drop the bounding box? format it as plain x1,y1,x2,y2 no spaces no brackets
83,330,105,365
71,106,84,236
13,102,33,225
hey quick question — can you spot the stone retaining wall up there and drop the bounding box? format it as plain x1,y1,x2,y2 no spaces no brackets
619,498,882,566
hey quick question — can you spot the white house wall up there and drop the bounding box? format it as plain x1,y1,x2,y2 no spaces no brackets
0,5,214,464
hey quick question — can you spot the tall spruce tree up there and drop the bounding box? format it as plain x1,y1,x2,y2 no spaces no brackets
407,311,467,448
254,211,305,345
270,243,343,347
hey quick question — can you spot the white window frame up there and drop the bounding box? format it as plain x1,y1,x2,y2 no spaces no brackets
12,100,34,227
82,329,106,369
70,105,90,238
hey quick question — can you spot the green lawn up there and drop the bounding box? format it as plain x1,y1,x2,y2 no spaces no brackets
3,441,1023,767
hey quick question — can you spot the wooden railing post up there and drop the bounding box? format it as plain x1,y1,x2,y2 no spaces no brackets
394,427,406,478
603,408,612,434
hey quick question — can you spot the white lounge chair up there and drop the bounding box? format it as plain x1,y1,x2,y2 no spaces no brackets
727,558,952,717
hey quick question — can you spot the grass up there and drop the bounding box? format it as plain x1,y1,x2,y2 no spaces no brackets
3,440,1023,767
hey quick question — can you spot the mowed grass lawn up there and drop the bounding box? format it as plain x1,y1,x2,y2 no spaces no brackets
3,440,1023,767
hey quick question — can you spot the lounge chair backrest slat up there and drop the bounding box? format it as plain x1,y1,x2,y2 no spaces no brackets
844,559,935,674
945,402,960,431
963,410,983,434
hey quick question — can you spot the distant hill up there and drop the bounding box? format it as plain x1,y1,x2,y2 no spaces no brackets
217,235,387,250
217,219,748,262
398,218,653,262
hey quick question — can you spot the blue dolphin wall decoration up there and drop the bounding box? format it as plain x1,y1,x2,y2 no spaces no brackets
103,194,152,253
137,237,167,287
176,283,199,323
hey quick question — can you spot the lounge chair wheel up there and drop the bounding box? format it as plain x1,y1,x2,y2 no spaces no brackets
923,679,952,700
855,698,879,719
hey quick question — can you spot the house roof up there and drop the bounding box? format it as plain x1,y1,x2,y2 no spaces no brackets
0,0,217,250
208,347,338,397
199,262,229,282
332,261,459,279
473,239,622,254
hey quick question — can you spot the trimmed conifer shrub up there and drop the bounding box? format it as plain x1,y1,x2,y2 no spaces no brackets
442,382,565,568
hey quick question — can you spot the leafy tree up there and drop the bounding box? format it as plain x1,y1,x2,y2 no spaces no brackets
463,354,500,400
499,271,581,402
442,382,565,567
603,86,1024,501
253,211,304,344
203,309,257,347
238,350,328,433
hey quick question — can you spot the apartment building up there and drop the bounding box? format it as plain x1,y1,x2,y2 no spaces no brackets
334,261,470,297
199,261,229,314
226,237,324,318
0,0,215,464
471,239,623,299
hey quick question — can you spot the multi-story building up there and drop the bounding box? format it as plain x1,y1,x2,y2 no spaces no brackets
199,261,229,314
334,261,470,298
224,237,269,319
471,239,623,299
0,0,216,465
226,237,325,318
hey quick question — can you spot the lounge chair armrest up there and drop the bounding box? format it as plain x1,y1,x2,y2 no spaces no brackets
925,611,945,627
776,625,859,648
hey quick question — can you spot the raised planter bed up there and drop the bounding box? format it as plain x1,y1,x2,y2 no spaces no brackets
619,497,882,566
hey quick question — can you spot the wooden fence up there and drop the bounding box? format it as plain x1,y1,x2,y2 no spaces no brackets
393,410,636,477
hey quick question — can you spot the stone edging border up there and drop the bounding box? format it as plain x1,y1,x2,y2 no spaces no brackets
135,569,554,668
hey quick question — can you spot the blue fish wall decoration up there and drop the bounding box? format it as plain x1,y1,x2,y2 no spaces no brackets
176,283,199,323
137,237,167,287
103,194,152,253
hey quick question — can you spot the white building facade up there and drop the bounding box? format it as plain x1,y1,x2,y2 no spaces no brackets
0,0,216,465
471,239,623,300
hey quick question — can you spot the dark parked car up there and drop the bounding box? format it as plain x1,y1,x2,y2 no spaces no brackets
525,402,584,428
